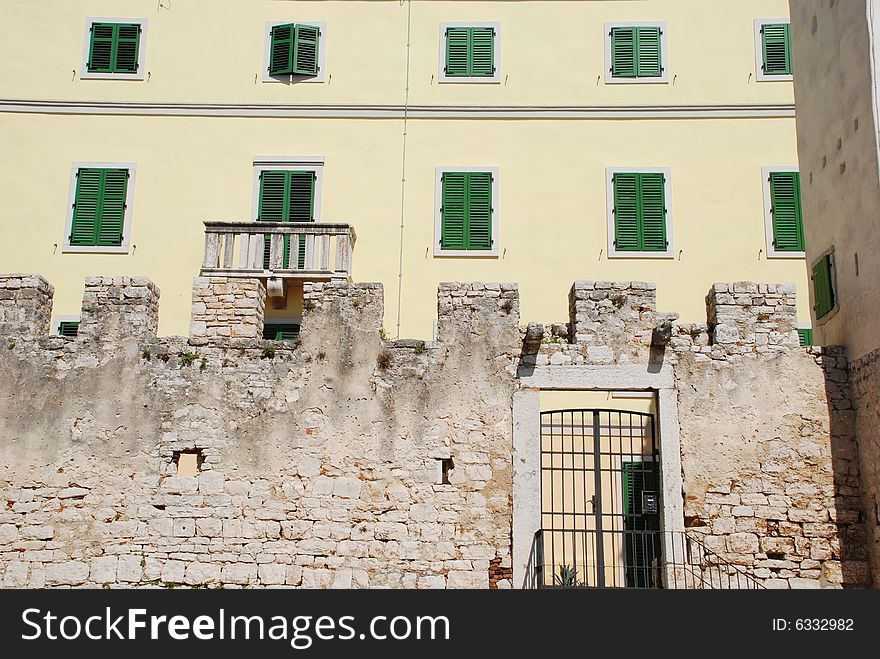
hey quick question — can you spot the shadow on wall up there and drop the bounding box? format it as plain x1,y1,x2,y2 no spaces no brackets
822,348,872,587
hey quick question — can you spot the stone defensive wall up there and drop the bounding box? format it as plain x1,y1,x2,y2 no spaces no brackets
0,274,869,588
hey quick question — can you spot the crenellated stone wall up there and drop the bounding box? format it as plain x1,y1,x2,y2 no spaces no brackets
0,274,54,337
0,276,518,589
79,276,160,343
190,277,265,342
707,282,800,354
0,274,872,589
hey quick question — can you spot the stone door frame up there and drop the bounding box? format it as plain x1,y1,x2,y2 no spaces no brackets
512,365,685,588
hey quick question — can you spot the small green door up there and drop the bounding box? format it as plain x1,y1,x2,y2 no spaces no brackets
622,461,661,588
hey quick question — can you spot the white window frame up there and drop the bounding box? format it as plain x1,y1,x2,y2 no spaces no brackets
438,22,503,84
434,166,500,258
762,166,804,259
262,21,327,84
80,18,148,80
52,316,81,337
252,157,324,269
251,157,324,221
754,19,793,82
62,162,137,254
605,167,674,259
604,21,669,85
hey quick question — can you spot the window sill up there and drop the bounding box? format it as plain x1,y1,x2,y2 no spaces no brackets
607,250,674,259
438,75,502,84
756,73,793,82
80,72,145,81
62,244,130,254
434,248,499,258
262,74,325,84
605,76,669,85
766,249,805,259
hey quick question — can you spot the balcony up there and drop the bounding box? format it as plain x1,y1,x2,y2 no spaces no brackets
201,222,356,281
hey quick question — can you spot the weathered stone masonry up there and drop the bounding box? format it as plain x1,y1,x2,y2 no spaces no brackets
0,276,518,588
0,273,871,588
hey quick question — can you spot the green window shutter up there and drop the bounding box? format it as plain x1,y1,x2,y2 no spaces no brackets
263,323,301,341
88,23,115,72
613,172,641,250
639,173,667,251
445,27,470,77
466,172,493,250
797,328,813,347
259,170,288,269
614,173,667,252
96,169,128,246
769,171,804,252
441,172,467,249
636,27,662,77
812,255,835,318
70,168,128,247
762,23,792,75
88,23,140,73
113,24,141,73
289,171,316,269
269,23,296,75
610,27,637,78
70,168,103,246
293,24,320,76
469,27,495,77
58,321,80,337
258,171,288,222
259,171,315,269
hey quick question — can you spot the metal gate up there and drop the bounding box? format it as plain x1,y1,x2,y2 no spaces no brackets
537,409,661,588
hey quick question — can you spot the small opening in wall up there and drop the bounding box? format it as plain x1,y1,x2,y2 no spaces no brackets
439,457,454,485
766,552,786,561
174,449,204,477
854,117,859,131
855,252,860,276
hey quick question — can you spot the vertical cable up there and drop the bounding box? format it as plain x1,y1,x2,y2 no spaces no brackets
394,0,412,339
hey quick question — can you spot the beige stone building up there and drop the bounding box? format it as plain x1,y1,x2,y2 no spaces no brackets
789,0,880,586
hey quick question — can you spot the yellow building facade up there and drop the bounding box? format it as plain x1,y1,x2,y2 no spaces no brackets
0,0,807,340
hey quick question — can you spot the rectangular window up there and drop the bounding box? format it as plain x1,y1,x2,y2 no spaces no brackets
87,22,141,73
812,253,836,319
611,172,669,253
269,23,321,76
797,328,813,347
768,171,805,252
755,20,792,81
440,172,494,251
607,24,666,82
761,22,792,76
444,26,495,78
57,321,80,337
69,168,129,247
258,170,316,269
263,323,301,341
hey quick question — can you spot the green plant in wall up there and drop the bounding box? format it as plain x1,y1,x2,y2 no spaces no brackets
414,341,426,354
262,346,276,360
302,299,315,311
178,351,197,367
142,349,151,361
379,328,389,342
199,357,208,372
